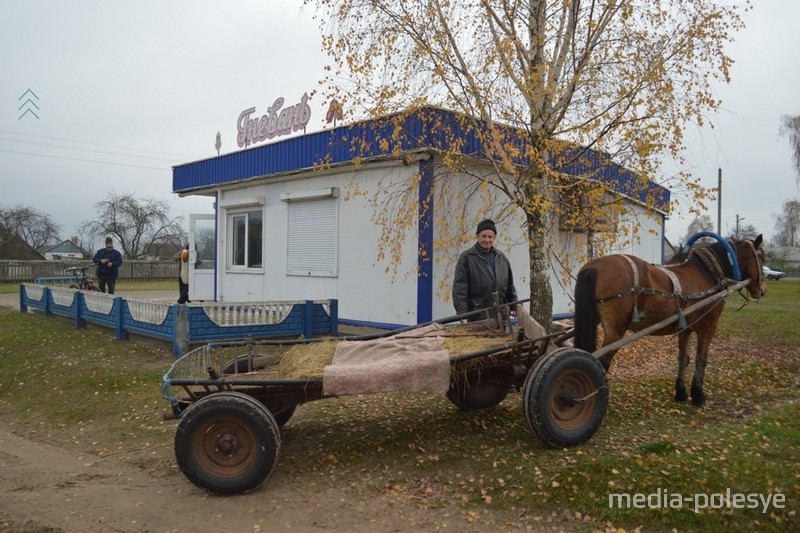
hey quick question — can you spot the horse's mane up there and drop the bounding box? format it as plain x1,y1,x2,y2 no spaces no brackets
668,240,734,279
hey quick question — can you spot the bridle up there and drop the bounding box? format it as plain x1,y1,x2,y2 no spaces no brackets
734,238,764,301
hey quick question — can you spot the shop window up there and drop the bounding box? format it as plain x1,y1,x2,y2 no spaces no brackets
228,210,262,269
286,196,338,276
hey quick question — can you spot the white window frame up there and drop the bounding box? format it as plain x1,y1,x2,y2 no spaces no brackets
226,208,263,272
282,188,338,277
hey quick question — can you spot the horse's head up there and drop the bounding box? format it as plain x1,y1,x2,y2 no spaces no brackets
734,234,766,299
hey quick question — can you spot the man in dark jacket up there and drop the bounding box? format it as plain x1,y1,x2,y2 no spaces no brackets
93,237,123,294
452,219,517,320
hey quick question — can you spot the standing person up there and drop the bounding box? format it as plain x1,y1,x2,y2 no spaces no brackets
172,244,191,304
452,219,517,320
93,237,123,294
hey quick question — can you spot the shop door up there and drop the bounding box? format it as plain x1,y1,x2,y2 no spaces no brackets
189,214,216,301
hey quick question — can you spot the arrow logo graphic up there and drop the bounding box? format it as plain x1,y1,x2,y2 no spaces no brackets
18,89,40,120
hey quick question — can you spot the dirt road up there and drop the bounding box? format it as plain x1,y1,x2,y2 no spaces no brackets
2,417,536,533
1,294,485,533
1,291,538,532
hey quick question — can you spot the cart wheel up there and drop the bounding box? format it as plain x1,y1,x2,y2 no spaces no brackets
522,348,608,448
447,373,510,411
174,391,280,495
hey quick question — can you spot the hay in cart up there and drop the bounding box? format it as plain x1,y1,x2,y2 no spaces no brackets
198,305,553,396
236,318,518,381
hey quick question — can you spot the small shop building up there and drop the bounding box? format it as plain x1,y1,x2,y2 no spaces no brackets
172,106,669,328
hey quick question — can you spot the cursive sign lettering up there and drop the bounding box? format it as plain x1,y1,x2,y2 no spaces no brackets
236,92,312,148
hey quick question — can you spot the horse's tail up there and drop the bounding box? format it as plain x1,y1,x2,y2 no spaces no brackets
574,267,599,352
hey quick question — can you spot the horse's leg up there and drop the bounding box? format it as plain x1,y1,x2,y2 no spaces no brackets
596,327,625,372
690,332,713,406
675,330,691,402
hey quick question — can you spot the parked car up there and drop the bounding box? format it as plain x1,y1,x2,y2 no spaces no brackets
762,265,786,280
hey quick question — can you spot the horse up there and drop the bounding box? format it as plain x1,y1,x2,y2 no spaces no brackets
573,234,766,406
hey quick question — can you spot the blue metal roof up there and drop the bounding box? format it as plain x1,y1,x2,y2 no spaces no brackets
173,106,669,211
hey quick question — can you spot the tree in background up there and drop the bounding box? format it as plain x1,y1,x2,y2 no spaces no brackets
773,199,800,247
681,215,715,248
780,114,800,187
80,191,186,259
308,0,749,327
733,223,760,241
0,204,61,249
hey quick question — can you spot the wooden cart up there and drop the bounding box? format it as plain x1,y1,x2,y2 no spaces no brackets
162,281,749,495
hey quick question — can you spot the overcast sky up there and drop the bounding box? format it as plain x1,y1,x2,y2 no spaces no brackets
1,0,798,248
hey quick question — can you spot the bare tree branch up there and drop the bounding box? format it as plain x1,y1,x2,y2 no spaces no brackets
307,0,749,326
780,114,800,188
80,191,186,259
0,204,61,249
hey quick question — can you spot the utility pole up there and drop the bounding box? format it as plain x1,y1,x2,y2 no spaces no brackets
736,214,745,239
717,167,722,235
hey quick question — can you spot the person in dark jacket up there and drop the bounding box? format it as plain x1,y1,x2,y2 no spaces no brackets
93,237,123,294
452,219,517,321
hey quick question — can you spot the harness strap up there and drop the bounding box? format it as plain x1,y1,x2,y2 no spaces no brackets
656,266,682,295
694,248,725,284
594,255,639,304
622,255,639,287
622,256,642,323
594,254,729,305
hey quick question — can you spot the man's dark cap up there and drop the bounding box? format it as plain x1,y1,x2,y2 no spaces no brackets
476,219,497,235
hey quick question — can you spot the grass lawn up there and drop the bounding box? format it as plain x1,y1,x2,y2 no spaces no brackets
0,279,176,294
0,279,797,531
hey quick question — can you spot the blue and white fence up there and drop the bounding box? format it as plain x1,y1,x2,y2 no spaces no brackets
19,283,338,356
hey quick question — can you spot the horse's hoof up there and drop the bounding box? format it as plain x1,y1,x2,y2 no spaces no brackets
675,390,688,402
690,396,706,407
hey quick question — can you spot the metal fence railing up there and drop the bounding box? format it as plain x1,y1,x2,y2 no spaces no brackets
19,283,339,355
0,260,176,283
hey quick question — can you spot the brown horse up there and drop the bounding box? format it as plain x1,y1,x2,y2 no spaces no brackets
573,235,766,406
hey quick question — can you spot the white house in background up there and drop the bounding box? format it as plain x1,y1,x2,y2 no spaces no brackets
172,107,670,328
40,238,86,260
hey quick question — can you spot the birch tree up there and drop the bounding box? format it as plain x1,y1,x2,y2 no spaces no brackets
306,0,749,328
774,199,800,247
682,214,715,246
780,114,800,187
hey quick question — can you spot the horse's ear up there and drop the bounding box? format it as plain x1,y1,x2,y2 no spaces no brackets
754,234,763,248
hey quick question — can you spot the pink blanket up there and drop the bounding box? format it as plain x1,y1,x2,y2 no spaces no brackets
322,324,451,397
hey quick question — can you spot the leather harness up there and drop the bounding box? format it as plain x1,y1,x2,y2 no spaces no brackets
591,240,760,328
594,247,733,305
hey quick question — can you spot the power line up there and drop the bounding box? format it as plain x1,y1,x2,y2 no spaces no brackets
0,129,200,159
0,135,179,163
0,148,169,171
